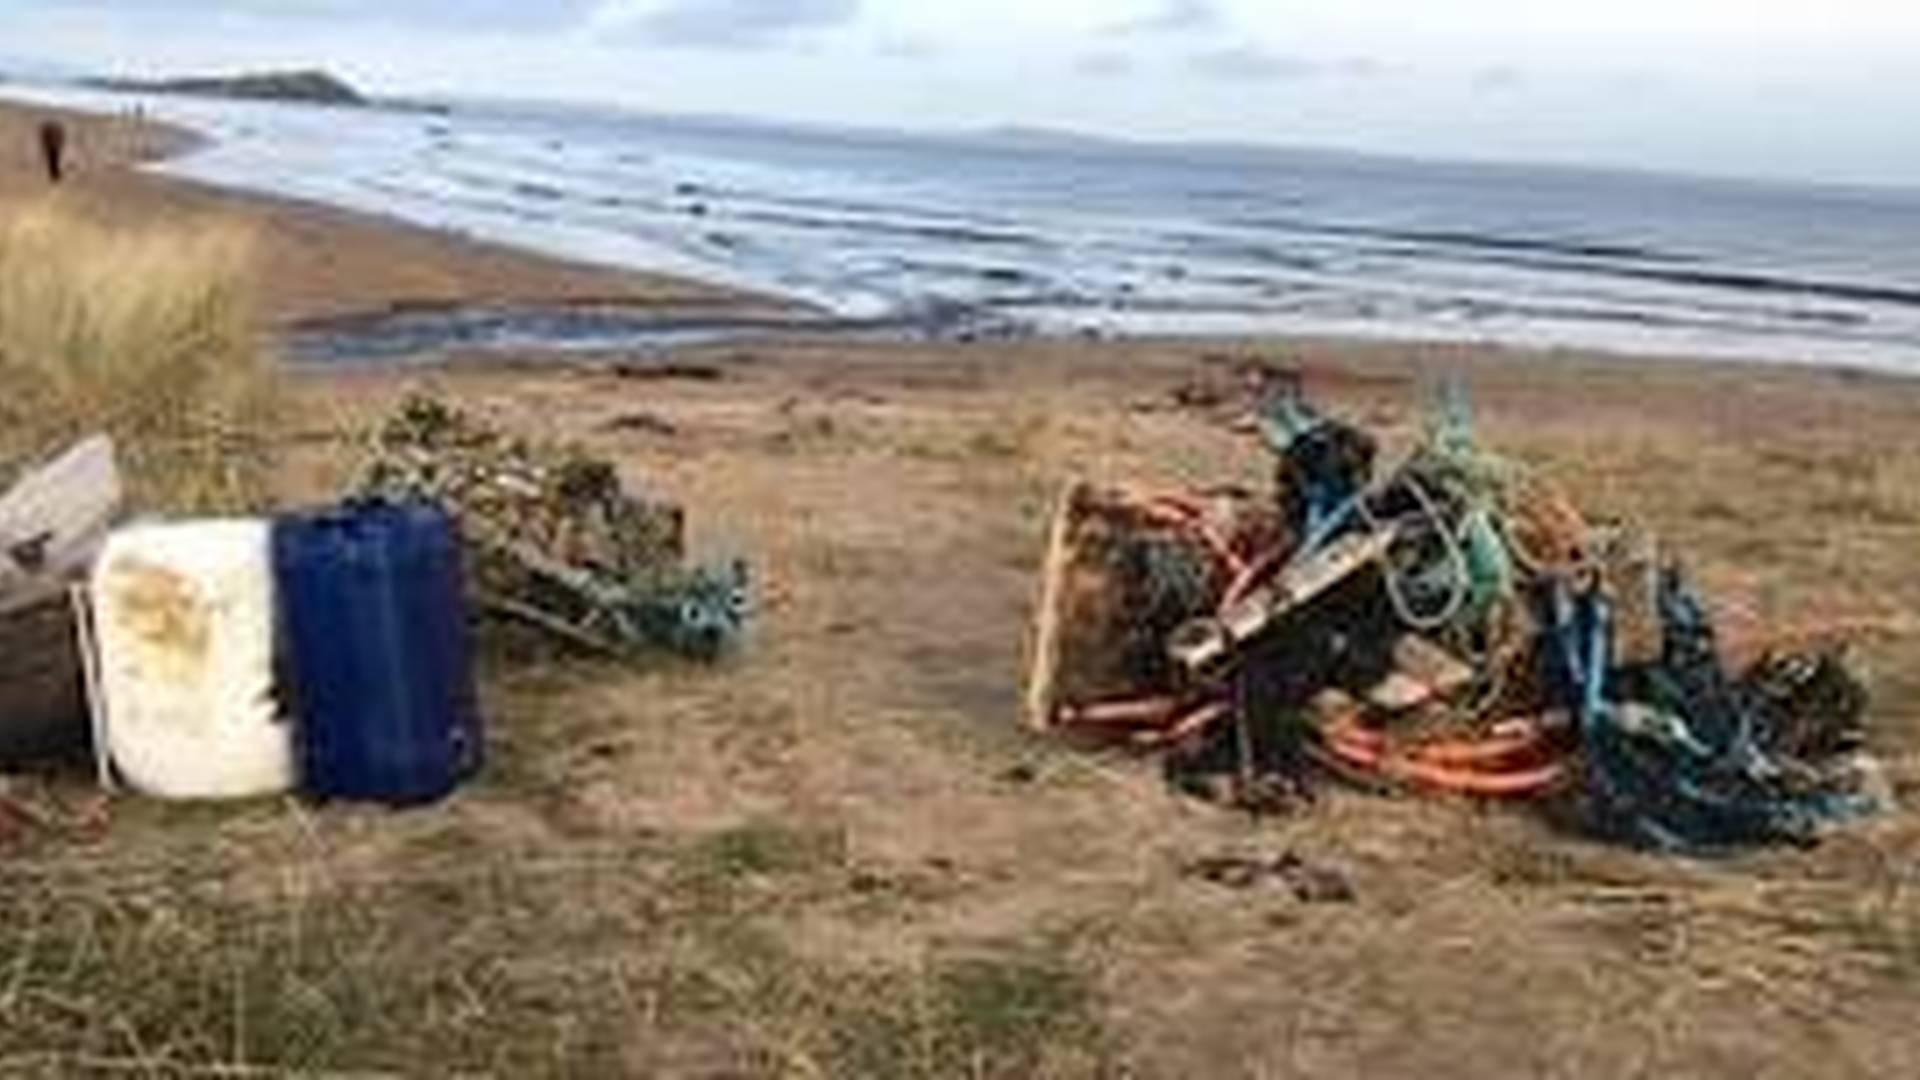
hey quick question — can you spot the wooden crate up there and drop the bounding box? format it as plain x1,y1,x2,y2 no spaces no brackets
1025,482,1238,731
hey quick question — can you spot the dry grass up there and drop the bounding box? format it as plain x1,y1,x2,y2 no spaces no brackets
0,198,274,513
8,337,1920,1076
0,821,1108,1077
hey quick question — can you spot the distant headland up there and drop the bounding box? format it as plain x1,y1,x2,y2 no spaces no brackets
84,69,368,107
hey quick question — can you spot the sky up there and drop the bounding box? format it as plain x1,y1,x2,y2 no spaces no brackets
3,0,1918,187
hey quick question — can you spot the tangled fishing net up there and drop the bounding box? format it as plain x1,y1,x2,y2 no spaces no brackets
1030,374,1885,851
357,393,749,660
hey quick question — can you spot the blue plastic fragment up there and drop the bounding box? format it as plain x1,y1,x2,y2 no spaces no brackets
1546,573,1876,852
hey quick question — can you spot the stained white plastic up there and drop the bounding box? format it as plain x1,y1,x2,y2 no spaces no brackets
89,520,292,799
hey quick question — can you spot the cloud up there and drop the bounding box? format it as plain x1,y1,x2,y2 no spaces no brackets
1183,44,1389,83
614,0,863,50
1187,45,1319,82
1471,64,1526,92
59,0,599,31
1074,51,1137,78
874,35,940,59
1108,0,1221,36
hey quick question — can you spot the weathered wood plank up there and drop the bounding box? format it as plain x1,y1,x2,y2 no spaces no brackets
0,435,121,614
0,436,121,765
1170,526,1397,675
1023,481,1086,731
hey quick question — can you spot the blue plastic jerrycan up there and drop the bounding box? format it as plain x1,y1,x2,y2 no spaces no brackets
271,500,482,805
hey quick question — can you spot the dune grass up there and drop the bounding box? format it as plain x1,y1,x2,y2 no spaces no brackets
0,198,274,513
0,821,1109,1077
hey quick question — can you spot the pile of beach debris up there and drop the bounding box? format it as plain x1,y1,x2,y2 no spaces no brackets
0,395,754,846
1028,378,1886,851
357,393,749,660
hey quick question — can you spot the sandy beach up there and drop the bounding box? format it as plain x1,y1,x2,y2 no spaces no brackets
6,96,1920,1076
0,101,756,324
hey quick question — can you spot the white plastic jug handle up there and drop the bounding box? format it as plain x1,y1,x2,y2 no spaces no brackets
70,583,116,794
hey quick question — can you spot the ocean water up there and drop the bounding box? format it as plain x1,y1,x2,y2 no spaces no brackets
13,83,1920,371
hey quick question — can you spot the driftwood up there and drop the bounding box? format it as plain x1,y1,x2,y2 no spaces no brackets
1024,481,1085,731
0,436,122,765
0,436,120,613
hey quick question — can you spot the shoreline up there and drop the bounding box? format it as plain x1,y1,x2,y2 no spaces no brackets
1,91,1915,391
8,90,1920,378
0,95,768,327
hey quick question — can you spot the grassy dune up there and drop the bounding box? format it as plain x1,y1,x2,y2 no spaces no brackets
0,199,274,511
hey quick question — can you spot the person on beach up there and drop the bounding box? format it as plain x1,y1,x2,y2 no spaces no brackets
38,120,66,184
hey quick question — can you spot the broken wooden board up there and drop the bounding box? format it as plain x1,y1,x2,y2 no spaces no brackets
1365,635,1478,713
1170,526,1397,675
1024,481,1084,731
0,435,121,614
0,436,121,766
1366,673,1436,714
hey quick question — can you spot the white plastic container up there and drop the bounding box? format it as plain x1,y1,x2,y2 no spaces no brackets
89,520,292,799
